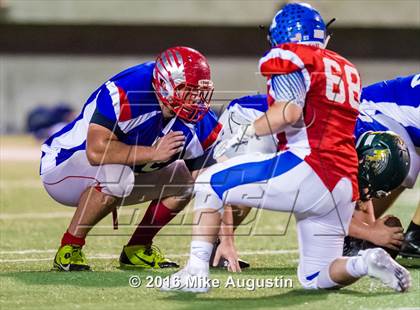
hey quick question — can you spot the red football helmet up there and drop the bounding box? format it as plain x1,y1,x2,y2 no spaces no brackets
152,46,214,123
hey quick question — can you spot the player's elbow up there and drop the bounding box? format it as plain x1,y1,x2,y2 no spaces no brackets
284,103,303,125
86,146,103,166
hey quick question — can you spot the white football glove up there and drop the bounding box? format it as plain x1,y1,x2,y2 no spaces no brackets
213,123,256,158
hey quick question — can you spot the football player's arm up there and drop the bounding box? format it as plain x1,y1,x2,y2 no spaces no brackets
253,72,306,136
348,216,371,240
186,158,241,271
253,101,302,136
86,124,184,166
86,87,184,166
349,201,404,250
214,206,242,272
186,115,222,176
354,200,376,224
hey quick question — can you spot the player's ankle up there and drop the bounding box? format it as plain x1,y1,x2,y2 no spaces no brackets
187,256,209,275
188,240,213,273
345,255,368,278
61,230,85,247
126,241,152,247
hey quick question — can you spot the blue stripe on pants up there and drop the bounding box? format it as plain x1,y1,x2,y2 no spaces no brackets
210,151,303,200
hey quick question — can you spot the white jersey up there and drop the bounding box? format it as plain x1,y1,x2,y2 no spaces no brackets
217,94,277,158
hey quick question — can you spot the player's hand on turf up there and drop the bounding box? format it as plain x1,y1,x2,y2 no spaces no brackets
213,240,241,272
368,215,404,250
152,131,185,162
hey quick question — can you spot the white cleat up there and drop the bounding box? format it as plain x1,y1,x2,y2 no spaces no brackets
160,267,211,293
361,248,411,292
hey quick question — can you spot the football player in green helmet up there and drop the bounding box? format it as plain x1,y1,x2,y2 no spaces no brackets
354,74,419,259
344,131,411,257
357,131,410,202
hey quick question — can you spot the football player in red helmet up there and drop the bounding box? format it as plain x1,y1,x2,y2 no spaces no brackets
153,46,214,123
43,46,222,271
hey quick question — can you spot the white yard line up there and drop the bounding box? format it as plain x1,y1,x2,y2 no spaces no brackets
0,249,57,254
0,180,43,189
0,257,53,263
168,249,298,258
0,249,298,263
0,147,40,162
0,211,74,220
0,255,119,263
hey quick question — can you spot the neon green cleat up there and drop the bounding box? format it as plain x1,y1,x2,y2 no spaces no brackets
119,245,179,269
53,245,90,271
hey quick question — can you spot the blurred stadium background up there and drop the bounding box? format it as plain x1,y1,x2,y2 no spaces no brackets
0,3,419,309
0,0,419,134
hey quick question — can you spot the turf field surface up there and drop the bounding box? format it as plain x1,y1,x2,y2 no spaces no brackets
1,136,419,310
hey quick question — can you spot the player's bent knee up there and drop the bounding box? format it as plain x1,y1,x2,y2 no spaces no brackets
298,263,339,290
194,172,224,214
172,160,195,198
100,164,135,198
194,170,214,195
297,268,318,290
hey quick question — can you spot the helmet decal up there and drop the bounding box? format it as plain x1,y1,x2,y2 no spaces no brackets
357,131,411,201
160,50,185,86
152,46,214,123
366,149,389,175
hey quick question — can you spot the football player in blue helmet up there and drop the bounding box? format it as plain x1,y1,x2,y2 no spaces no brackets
162,3,411,293
267,2,329,48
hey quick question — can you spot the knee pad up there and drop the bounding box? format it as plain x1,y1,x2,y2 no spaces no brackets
297,263,320,290
99,164,134,198
297,263,338,290
194,172,224,214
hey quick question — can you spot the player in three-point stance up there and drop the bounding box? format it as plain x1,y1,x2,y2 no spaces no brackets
162,3,411,292
348,74,420,258
40,46,221,271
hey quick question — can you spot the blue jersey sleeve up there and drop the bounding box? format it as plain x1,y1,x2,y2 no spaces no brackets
95,86,118,122
195,110,222,152
360,74,420,147
227,94,268,112
90,86,124,136
355,113,389,141
361,74,420,108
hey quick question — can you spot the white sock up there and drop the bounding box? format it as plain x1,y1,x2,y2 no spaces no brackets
345,255,368,278
187,240,213,273
317,264,340,288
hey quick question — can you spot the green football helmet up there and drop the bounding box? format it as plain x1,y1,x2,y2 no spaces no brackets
356,131,410,201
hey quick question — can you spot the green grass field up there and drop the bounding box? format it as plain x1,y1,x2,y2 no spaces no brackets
1,136,419,310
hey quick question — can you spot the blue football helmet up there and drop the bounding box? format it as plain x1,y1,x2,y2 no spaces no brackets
268,3,327,47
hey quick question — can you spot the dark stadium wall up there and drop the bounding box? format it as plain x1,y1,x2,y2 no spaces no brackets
0,24,419,59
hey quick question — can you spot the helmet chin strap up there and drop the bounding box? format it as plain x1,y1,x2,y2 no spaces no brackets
324,17,336,49
323,35,331,49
